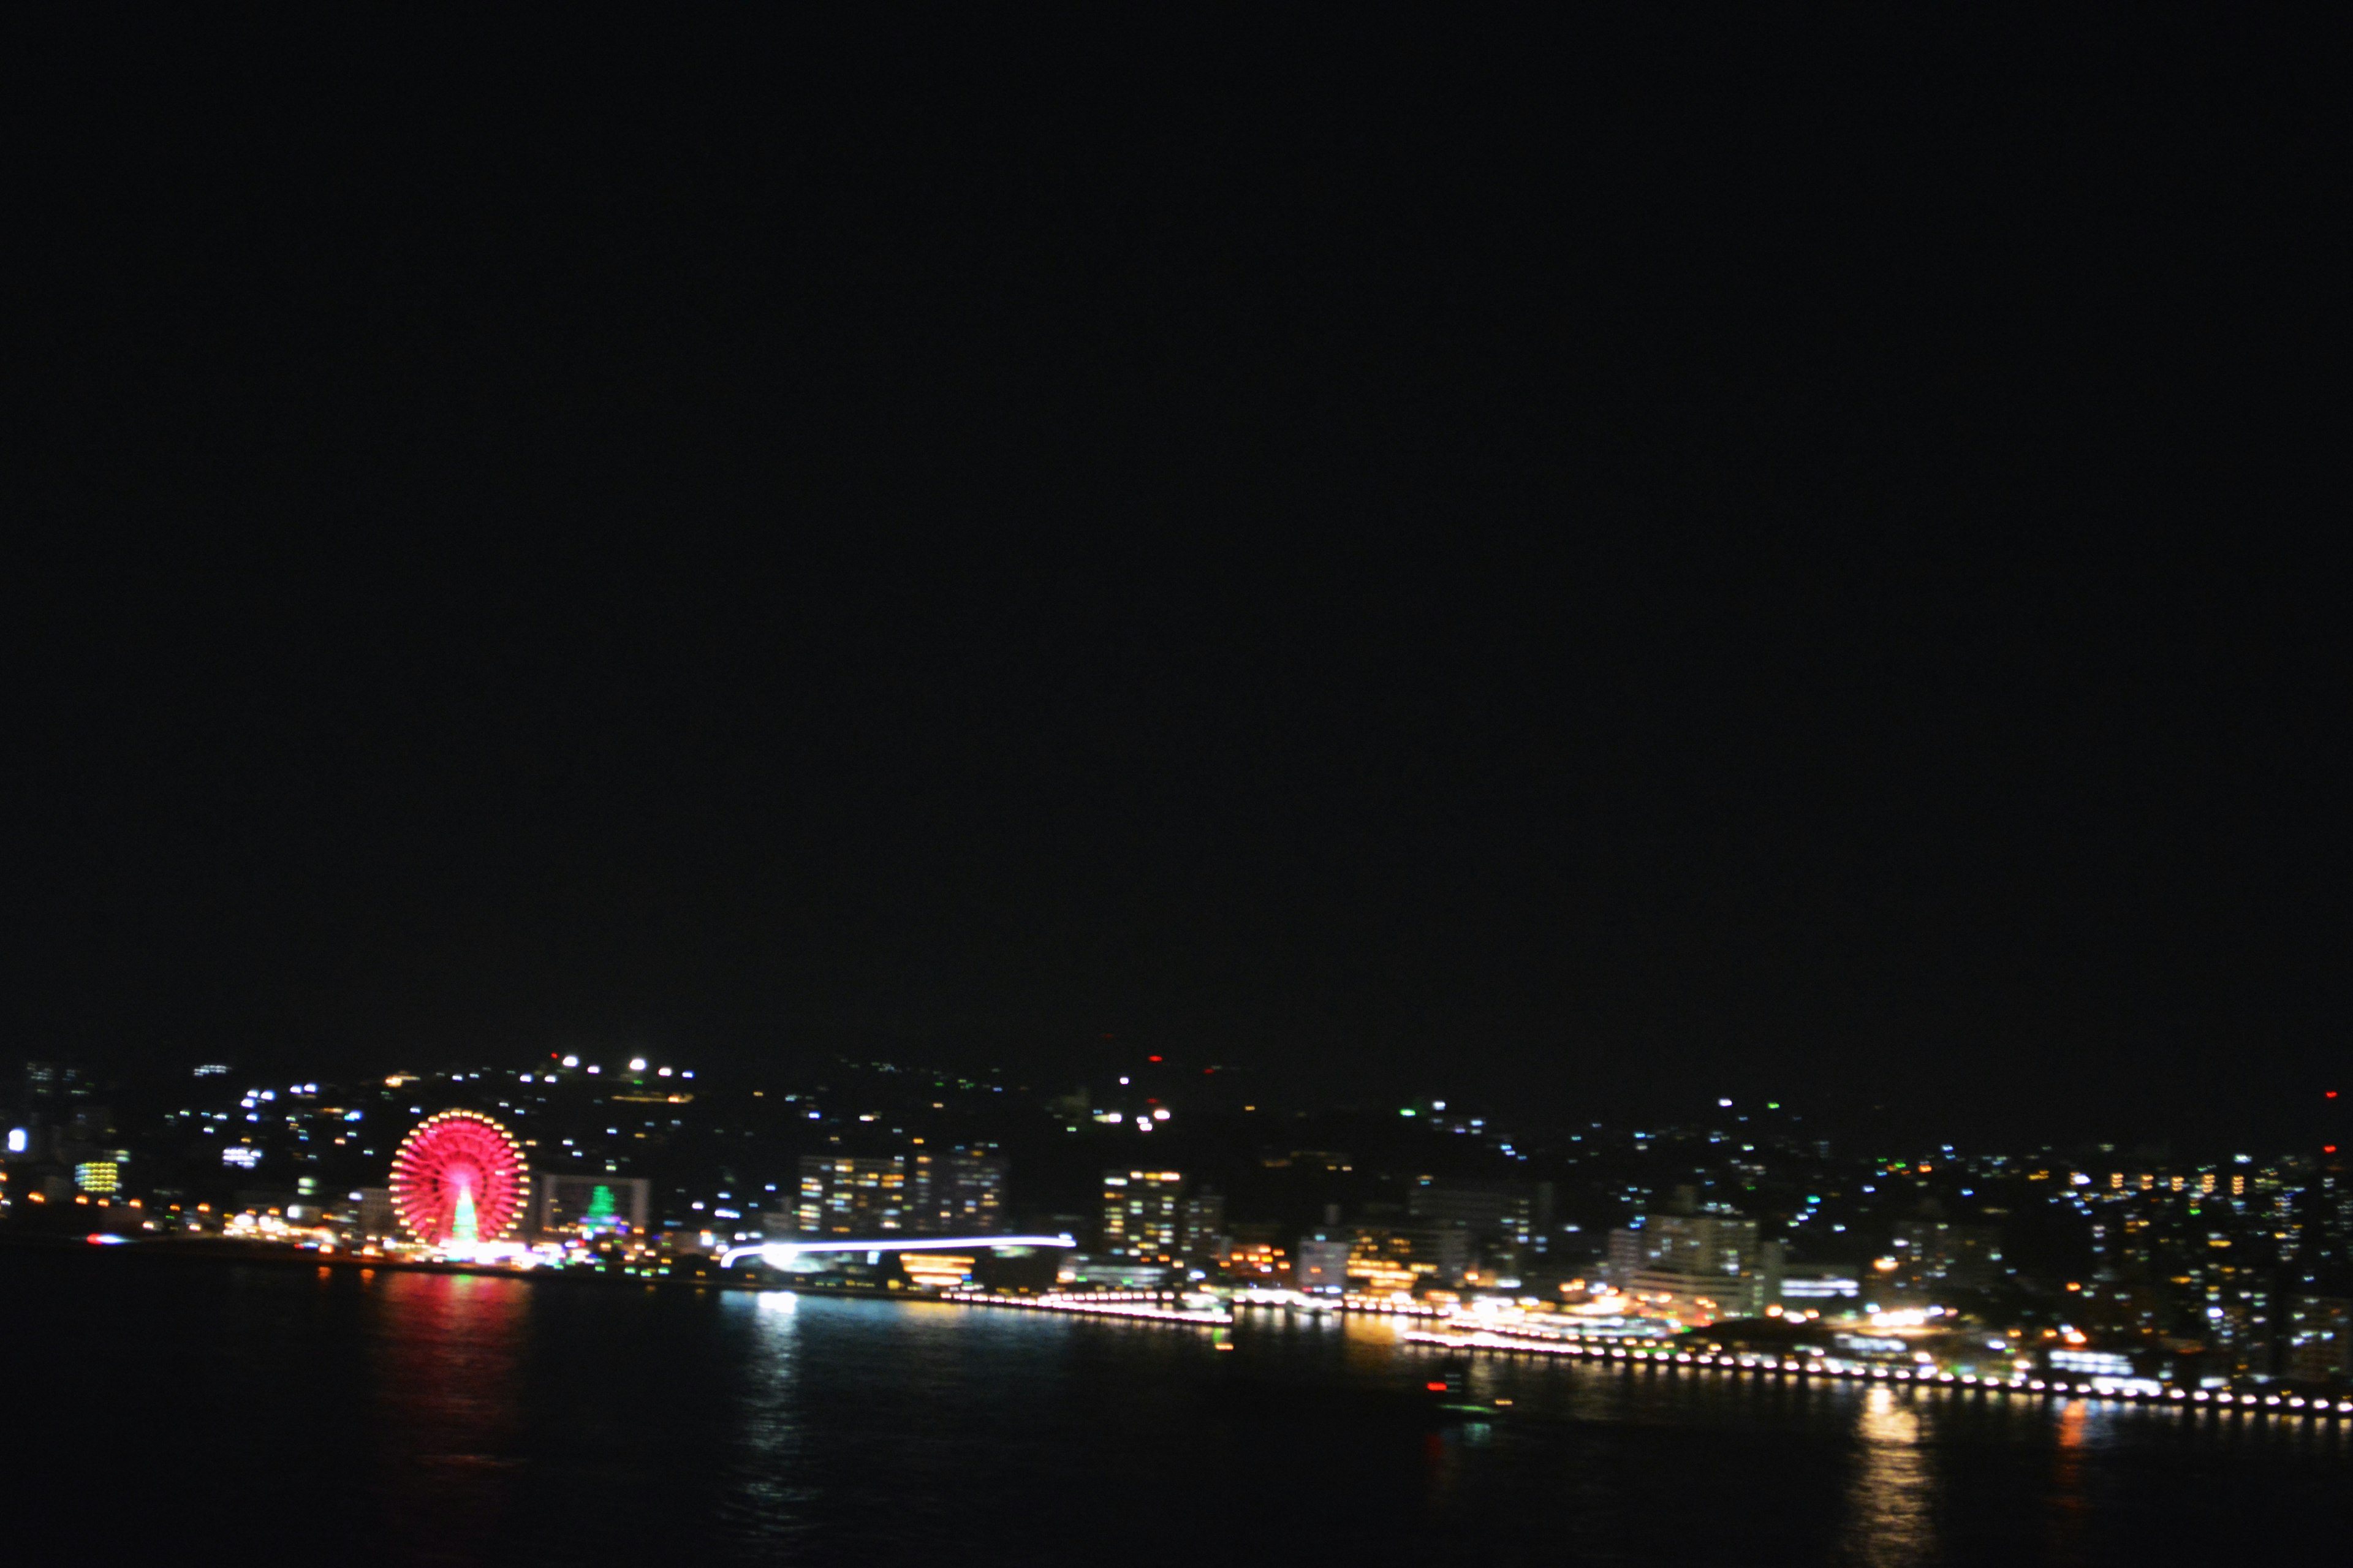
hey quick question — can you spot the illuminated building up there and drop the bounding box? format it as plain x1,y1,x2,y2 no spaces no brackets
1778,1262,1860,1306
1179,1190,1226,1262
353,1186,398,1241
1646,1210,1760,1279
792,1150,1004,1239
1102,1170,1184,1262
2079,1176,2283,1367
74,1159,121,1195
898,1251,977,1290
1347,1225,1471,1289
537,1173,652,1237
2286,1297,2353,1382
1888,1218,2003,1300
1225,1240,1289,1279
1408,1176,1553,1256
797,1156,910,1236
21,1061,77,1104
1295,1233,1351,1292
1610,1192,1771,1325
1060,1254,1176,1289
907,1149,1006,1234
1605,1225,1649,1286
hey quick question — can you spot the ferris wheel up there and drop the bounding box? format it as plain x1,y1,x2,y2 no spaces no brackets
388,1110,529,1248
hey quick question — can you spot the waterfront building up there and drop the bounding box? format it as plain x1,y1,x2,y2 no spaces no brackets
2286,1296,2353,1383
2077,1178,2282,1367
798,1155,911,1236
898,1251,978,1290
1294,1232,1352,1292
1778,1262,1861,1308
1225,1240,1288,1279
1180,1190,1226,1262
907,1149,1006,1234
1610,1191,1772,1324
1102,1170,1184,1262
1347,1224,1472,1290
1060,1253,1175,1289
354,1186,398,1241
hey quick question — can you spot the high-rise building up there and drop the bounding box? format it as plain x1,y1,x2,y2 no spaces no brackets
1605,1225,1651,1285
908,1149,1007,1235
1408,1176,1553,1250
2286,1296,2353,1383
1890,1219,2004,1297
1409,1176,1556,1281
797,1156,911,1237
22,1062,77,1105
1645,1211,1759,1278
1610,1192,1769,1324
1101,1170,1184,1261
1179,1190,1226,1262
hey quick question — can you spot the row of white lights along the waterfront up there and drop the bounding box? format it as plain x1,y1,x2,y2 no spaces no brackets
1401,1330,2353,1417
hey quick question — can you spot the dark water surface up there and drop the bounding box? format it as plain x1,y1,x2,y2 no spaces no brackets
7,1249,2346,1565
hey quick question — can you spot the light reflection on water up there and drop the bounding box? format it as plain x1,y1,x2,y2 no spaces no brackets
367,1271,529,1567
1842,1385,1936,1567
11,1247,2349,1568
719,1290,817,1548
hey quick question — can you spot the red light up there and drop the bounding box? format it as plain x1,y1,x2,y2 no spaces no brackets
2327,1146,2339,1155
389,1111,528,1248
1148,1056,1162,1062
1426,1381,1450,1392
2330,1091,2340,1099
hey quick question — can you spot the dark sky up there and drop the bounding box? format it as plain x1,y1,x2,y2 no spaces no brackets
4,16,2341,1147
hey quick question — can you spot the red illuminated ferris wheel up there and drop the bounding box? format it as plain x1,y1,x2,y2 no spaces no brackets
388,1110,529,1247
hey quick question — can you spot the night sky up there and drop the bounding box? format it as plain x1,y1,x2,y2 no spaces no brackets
6,17,2340,1147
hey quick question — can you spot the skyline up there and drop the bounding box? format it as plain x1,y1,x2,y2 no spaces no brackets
14,1045,2353,1396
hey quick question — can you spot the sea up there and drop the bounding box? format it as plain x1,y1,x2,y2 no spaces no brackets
6,1247,2346,1566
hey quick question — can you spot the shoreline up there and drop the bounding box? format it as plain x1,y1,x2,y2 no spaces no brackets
0,1234,1220,1323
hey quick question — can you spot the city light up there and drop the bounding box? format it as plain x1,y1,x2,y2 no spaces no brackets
719,1235,1078,1271
6,1051,2347,1428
